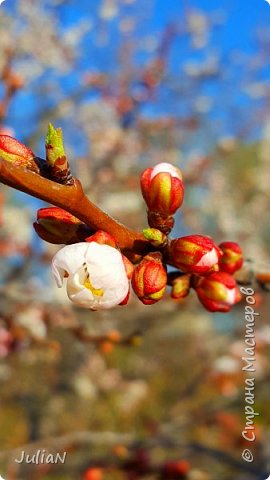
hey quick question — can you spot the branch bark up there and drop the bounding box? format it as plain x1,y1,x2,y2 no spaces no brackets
0,157,150,259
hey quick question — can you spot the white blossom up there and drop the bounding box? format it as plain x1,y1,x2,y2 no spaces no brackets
52,242,129,310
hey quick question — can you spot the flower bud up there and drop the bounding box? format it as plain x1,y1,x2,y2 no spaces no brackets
195,272,241,312
170,274,191,300
34,207,91,244
46,123,73,184
86,230,117,248
0,135,39,172
52,242,130,310
219,241,243,274
132,253,167,305
170,235,222,274
143,228,167,248
140,162,184,215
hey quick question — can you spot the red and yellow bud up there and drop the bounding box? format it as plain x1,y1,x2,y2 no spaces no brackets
195,271,242,312
0,135,38,172
140,162,184,216
171,274,191,300
219,241,243,274
170,234,222,274
86,230,117,248
132,253,167,305
34,207,91,244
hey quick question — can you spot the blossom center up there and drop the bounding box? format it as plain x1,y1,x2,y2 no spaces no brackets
83,264,104,297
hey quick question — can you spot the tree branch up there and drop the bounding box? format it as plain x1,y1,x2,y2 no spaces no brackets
0,157,150,259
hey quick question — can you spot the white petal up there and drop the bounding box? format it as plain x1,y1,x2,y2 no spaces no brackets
68,287,95,308
52,241,129,310
196,247,218,268
225,288,236,305
52,243,88,287
85,243,129,307
151,162,182,180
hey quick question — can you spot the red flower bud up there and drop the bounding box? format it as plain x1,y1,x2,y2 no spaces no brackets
0,135,38,172
170,235,222,274
132,253,167,305
34,207,91,244
171,274,191,300
86,230,117,248
219,241,243,274
195,271,242,312
140,162,184,215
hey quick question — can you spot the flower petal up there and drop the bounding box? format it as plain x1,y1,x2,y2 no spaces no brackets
52,243,88,287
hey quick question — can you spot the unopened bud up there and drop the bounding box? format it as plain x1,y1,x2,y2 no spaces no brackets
170,234,222,274
219,241,243,274
143,228,167,248
171,274,191,300
86,230,117,248
140,162,184,217
34,207,91,244
0,135,39,172
132,252,167,305
46,123,73,184
195,271,242,312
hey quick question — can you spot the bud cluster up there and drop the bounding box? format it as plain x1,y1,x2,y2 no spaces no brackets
166,234,243,312
4,132,242,315
138,162,244,312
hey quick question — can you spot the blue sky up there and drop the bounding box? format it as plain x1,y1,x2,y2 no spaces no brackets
2,0,270,145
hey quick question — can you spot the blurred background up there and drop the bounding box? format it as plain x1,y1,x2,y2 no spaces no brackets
0,0,270,479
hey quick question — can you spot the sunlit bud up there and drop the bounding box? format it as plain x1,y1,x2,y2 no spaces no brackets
132,252,167,305
82,467,103,480
52,242,130,310
34,207,92,244
140,162,184,216
170,235,222,274
219,241,243,274
143,228,167,248
171,274,191,300
85,230,117,247
46,123,73,184
0,135,39,172
195,272,242,312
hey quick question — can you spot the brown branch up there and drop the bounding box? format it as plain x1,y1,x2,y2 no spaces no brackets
0,158,150,259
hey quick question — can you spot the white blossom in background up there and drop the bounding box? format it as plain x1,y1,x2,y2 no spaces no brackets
52,242,129,310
